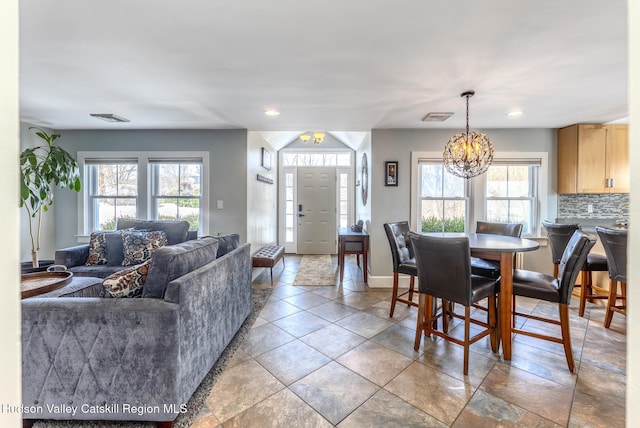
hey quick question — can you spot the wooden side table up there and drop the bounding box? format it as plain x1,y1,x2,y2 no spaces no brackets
21,271,73,299
338,228,369,283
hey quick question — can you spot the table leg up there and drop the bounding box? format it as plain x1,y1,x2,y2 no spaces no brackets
339,239,345,282
499,252,514,360
362,237,368,283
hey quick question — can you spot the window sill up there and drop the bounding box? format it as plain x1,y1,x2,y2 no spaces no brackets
523,236,548,246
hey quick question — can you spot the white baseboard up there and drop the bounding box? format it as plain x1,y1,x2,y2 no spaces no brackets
366,275,415,289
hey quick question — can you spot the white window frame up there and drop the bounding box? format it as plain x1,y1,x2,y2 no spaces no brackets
481,161,539,235
77,151,210,241
414,160,470,232
411,151,548,237
85,159,139,232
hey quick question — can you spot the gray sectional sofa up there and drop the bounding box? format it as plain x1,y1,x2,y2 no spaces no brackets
22,234,252,426
55,219,199,278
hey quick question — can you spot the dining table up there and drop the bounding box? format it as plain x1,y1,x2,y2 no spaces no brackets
423,232,540,361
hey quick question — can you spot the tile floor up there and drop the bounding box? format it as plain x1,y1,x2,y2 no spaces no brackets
192,255,626,427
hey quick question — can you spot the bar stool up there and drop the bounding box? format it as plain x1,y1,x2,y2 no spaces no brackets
470,221,523,278
409,232,499,375
511,230,596,372
542,220,608,317
595,226,627,328
383,221,418,317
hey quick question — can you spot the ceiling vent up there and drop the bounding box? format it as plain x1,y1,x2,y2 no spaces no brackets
90,113,130,123
422,112,454,122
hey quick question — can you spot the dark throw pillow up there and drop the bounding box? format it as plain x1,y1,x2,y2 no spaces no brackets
86,231,109,266
122,230,168,266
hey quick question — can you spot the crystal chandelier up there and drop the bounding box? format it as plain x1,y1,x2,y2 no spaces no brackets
443,91,494,179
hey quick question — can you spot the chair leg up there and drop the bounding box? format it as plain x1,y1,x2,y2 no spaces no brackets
408,275,415,304
390,272,399,317
559,303,575,372
579,270,589,317
415,293,434,351
463,306,471,375
414,293,423,350
488,295,498,353
604,279,618,328
512,294,516,328
442,299,449,333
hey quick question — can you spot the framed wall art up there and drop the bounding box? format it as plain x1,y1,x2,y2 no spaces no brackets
385,161,398,186
261,147,271,170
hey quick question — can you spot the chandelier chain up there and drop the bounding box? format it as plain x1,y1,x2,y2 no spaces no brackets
465,94,470,137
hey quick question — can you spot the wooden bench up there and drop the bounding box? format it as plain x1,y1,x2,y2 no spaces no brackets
252,245,285,283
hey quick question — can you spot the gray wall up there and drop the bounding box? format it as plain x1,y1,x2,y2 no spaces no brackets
247,132,278,252
52,129,248,250
369,128,558,282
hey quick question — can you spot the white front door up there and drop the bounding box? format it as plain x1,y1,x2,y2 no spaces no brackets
297,167,337,254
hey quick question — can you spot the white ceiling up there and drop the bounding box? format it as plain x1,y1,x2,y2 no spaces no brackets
19,0,628,139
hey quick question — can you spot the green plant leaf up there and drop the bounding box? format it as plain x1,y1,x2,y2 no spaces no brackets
21,128,82,265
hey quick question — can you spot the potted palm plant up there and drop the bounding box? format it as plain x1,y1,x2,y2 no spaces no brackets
20,127,81,268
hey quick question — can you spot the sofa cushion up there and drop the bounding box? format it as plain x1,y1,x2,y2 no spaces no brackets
142,237,219,299
67,265,126,278
216,233,241,258
116,219,190,245
102,259,151,298
38,276,104,298
122,230,168,266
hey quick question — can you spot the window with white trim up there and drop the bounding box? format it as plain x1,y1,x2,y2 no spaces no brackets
284,171,295,242
484,161,540,235
150,160,203,231
418,162,468,232
338,171,349,228
79,152,208,236
412,152,547,237
86,159,138,231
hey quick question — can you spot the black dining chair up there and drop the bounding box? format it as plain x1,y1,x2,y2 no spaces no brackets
470,221,523,279
409,232,499,375
383,221,418,317
595,226,627,328
511,230,595,372
542,220,608,317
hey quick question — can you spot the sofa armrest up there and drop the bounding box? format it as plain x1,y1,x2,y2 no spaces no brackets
21,298,183,421
55,244,90,268
164,242,252,399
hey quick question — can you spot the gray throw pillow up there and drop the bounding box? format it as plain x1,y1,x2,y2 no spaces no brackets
216,233,241,257
116,219,189,245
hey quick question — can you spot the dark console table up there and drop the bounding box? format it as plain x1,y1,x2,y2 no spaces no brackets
338,228,369,283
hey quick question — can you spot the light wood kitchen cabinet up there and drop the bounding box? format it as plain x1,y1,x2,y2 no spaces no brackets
557,124,629,194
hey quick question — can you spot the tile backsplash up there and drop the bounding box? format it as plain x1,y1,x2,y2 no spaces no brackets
558,194,629,220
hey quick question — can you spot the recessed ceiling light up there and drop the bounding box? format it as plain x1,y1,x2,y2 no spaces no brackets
264,109,280,116
90,113,129,123
506,109,524,117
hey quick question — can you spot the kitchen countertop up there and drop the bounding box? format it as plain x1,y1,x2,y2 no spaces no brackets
556,217,628,233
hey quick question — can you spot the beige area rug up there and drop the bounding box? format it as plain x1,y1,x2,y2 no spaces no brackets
293,254,336,286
